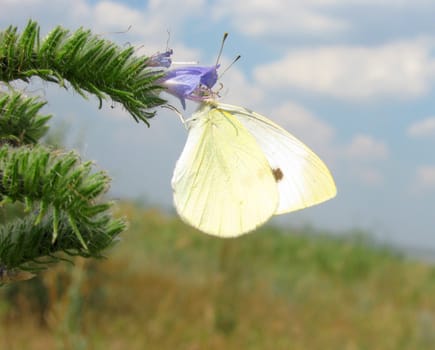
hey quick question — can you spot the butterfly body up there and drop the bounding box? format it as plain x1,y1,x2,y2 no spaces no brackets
172,101,336,237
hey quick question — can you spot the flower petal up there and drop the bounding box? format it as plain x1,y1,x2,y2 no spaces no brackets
159,65,219,108
148,49,173,68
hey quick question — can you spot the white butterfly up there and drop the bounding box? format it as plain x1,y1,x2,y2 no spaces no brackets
171,101,336,237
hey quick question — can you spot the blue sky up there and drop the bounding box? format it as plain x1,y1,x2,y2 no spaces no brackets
2,0,435,249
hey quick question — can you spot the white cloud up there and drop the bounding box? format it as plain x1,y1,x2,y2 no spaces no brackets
218,64,265,106
210,0,435,39
268,102,335,149
336,133,389,186
0,0,204,59
254,39,435,100
415,165,435,190
93,2,145,32
211,0,348,37
407,117,435,138
359,167,384,185
91,1,206,57
351,167,384,186
344,134,388,160
312,0,433,5
0,0,92,29
95,0,205,35
342,135,388,186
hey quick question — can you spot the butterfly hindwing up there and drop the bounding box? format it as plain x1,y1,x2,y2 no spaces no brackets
217,103,337,214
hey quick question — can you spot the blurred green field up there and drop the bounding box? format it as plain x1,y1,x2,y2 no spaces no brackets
1,201,435,349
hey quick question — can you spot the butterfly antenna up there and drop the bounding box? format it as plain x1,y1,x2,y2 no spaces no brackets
216,32,229,66
218,55,241,80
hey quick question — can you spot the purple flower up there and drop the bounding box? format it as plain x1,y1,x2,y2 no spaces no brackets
158,65,219,108
148,49,173,68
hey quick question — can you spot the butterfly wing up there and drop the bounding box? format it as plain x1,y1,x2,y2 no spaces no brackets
217,103,336,214
172,103,279,237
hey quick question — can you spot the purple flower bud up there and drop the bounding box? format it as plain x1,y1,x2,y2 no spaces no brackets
158,65,219,108
148,49,173,68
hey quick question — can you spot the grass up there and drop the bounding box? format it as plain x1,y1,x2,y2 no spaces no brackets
1,201,435,349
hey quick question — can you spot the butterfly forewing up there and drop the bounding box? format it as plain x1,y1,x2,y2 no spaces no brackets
217,103,337,214
172,103,279,237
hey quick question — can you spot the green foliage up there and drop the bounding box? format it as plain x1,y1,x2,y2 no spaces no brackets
0,20,165,124
0,20,168,277
2,203,435,349
0,92,51,146
0,144,125,270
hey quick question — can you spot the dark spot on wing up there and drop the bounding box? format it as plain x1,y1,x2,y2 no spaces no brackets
272,168,283,182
